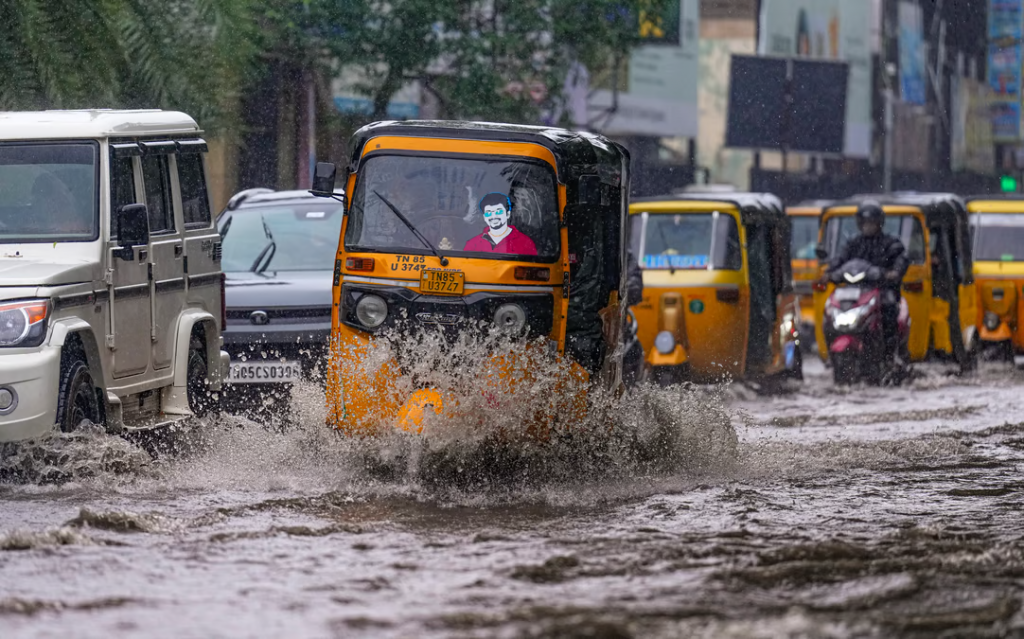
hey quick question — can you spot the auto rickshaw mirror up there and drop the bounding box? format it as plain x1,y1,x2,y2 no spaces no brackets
310,162,337,198
579,175,601,206
815,244,828,260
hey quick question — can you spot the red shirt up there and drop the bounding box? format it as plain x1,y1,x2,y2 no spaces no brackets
463,225,537,255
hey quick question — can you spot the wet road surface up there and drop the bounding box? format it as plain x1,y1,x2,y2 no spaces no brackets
2,359,1024,638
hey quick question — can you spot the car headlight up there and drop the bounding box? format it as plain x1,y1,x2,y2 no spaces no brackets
654,330,675,355
984,311,1001,331
493,303,527,334
355,294,388,328
0,299,50,347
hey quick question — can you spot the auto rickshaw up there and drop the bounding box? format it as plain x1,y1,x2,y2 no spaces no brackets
628,192,802,384
787,201,831,349
813,193,977,370
310,121,633,436
965,196,1024,362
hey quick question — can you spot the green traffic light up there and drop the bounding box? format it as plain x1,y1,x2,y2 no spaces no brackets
1001,175,1018,192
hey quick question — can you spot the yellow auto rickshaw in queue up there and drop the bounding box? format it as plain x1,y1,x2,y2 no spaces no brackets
965,195,1024,362
813,193,978,371
629,192,802,384
787,200,831,349
309,121,634,436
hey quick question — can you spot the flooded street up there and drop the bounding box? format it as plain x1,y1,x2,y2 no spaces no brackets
2,360,1024,638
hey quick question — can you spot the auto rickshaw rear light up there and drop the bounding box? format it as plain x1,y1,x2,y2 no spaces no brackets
903,281,924,293
716,288,740,303
812,281,828,293
355,294,388,328
346,257,375,272
514,266,550,282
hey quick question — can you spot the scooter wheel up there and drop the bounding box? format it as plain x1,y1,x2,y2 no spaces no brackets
831,352,857,385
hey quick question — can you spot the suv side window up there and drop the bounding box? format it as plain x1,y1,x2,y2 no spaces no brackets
110,156,136,239
177,153,211,227
142,154,174,233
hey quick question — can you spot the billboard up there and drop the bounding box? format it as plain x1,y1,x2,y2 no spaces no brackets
759,0,872,158
898,1,926,105
951,76,995,174
586,0,700,137
989,0,1023,141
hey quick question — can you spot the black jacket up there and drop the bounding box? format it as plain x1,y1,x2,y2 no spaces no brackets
625,250,644,308
827,233,910,289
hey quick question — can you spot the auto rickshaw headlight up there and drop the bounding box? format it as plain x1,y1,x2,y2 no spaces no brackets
984,311,1001,331
493,303,527,334
355,294,388,328
655,330,675,355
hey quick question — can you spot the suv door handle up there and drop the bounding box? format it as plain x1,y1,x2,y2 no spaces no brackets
174,244,183,258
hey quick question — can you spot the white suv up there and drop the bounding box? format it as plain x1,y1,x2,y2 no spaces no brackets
0,110,229,442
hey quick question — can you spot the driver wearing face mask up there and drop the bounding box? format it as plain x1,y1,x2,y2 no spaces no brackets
463,192,537,256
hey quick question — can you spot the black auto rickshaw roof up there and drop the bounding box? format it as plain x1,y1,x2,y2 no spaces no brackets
347,120,629,185
832,192,968,228
632,191,785,223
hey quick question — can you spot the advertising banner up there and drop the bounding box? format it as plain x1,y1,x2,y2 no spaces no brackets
951,76,996,174
988,0,1023,141
586,0,700,137
898,1,926,105
759,0,873,158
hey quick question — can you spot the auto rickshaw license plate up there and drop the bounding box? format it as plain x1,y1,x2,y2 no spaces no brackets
421,269,465,295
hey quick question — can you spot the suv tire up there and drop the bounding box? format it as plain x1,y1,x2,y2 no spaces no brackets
56,355,101,433
187,337,210,417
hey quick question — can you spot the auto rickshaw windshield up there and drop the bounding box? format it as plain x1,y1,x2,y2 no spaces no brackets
631,212,742,270
790,216,819,259
346,154,560,261
971,213,1024,261
823,214,927,264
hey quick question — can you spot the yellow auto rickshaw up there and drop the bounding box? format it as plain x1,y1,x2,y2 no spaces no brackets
965,196,1024,362
629,192,802,384
787,201,831,348
309,121,634,436
813,193,978,370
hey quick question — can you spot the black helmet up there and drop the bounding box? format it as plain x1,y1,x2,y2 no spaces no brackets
856,200,885,227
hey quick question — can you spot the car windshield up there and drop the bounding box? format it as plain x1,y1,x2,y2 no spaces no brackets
971,213,1024,261
346,154,560,261
824,214,926,264
0,142,98,242
790,215,819,259
218,202,343,272
631,212,742,270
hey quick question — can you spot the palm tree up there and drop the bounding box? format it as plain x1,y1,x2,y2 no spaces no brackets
0,0,253,132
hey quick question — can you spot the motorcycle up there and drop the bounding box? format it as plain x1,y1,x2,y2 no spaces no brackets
823,259,910,385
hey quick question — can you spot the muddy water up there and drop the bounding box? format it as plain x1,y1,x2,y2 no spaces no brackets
2,360,1024,638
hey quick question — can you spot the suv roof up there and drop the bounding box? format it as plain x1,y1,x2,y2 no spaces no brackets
0,109,200,140
223,188,346,212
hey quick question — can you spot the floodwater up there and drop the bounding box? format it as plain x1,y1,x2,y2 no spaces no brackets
2,357,1024,638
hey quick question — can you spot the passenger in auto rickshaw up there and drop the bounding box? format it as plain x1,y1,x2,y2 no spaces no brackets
310,121,634,436
814,194,977,372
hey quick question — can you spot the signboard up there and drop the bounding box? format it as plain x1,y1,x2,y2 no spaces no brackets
898,1,927,105
989,0,1023,141
951,76,996,174
585,0,700,137
331,69,420,120
759,0,872,158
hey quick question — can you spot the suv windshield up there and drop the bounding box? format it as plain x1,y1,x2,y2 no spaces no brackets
0,142,98,242
823,214,926,264
972,213,1024,261
218,202,343,272
790,216,819,259
631,212,742,270
346,154,560,261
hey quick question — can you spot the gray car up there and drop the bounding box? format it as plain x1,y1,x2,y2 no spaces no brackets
216,188,342,411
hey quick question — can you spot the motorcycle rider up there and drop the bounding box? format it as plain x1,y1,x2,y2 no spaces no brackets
819,200,910,365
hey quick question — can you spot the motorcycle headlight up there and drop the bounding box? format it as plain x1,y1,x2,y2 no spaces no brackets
654,330,675,355
0,299,50,347
493,303,527,334
984,311,1001,331
355,294,388,328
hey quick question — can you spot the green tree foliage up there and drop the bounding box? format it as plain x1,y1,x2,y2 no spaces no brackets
0,0,254,132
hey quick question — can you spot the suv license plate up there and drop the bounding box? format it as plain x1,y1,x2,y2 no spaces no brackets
227,361,301,384
421,269,465,295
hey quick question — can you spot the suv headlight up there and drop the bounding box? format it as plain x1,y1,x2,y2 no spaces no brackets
0,299,50,347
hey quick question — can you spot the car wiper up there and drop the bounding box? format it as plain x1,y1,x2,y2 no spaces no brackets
373,190,449,266
251,214,277,273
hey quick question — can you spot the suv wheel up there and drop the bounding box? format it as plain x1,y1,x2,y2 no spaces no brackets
187,338,210,417
56,355,101,433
